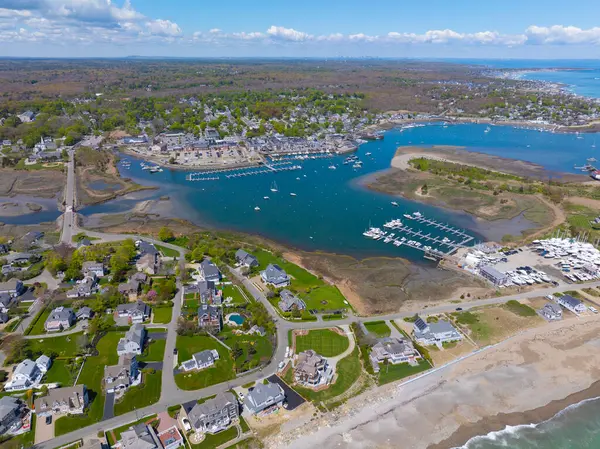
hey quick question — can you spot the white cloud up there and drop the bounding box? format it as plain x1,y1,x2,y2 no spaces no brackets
145,19,181,37
266,25,312,42
525,25,600,45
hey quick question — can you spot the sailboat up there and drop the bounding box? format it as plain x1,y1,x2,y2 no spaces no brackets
270,181,278,192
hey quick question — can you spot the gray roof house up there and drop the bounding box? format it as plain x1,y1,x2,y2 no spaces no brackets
82,261,105,278
200,260,221,282
0,396,25,435
244,381,285,415
479,265,508,286
557,294,587,314
66,276,97,298
120,423,161,449
0,279,25,296
188,280,219,304
117,323,146,356
278,289,306,312
369,337,421,373
0,312,8,324
180,349,220,372
539,302,562,321
44,307,76,332
235,249,259,268
104,354,139,393
186,392,239,434
294,350,334,387
116,301,151,324
35,355,52,373
260,264,290,288
76,306,93,320
198,304,222,333
4,359,43,391
138,241,159,257
413,316,462,346
33,385,88,417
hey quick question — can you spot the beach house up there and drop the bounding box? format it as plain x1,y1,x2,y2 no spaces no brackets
4,359,43,391
294,350,334,387
261,264,290,288
119,423,161,449
235,249,259,268
0,396,26,436
278,289,306,312
185,392,239,435
413,316,462,346
556,294,587,314
538,302,563,321
369,337,421,372
200,259,221,283
244,381,285,415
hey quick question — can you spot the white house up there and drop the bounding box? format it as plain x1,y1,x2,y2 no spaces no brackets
556,294,587,315
4,359,43,391
117,324,146,356
413,316,462,346
180,349,220,372
82,261,105,278
538,302,563,321
35,355,52,373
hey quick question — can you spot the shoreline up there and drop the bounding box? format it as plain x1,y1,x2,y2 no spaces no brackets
430,381,600,449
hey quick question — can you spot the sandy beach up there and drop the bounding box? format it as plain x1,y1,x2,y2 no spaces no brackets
267,316,600,449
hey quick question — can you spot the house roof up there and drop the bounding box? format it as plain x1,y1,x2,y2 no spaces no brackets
0,396,21,421
14,359,38,379
117,301,150,315
33,385,86,413
0,278,22,292
193,349,217,366
46,307,74,323
188,392,237,428
560,294,583,308
36,355,51,367
261,264,289,283
82,261,103,271
413,316,429,332
480,265,506,281
76,307,92,318
201,260,220,279
373,337,415,356
121,423,160,449
138,241,159,257
244,382,284,410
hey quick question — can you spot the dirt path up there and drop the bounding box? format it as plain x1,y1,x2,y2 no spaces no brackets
565,196,600,210
523,195,566,241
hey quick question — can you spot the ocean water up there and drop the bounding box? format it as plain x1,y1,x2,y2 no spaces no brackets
455,397,600,449
78,123,600,260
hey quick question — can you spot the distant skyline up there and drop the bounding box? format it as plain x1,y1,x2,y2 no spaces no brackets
1,0,600,58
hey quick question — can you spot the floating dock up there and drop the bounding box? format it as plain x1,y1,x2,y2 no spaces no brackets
186,161,301,181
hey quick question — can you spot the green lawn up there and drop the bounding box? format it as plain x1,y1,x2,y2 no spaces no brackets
189,425,238,449
138,340,166,362
285,348,362,403
364,321,391,337
303,285,349,312
174,336,235,390
54,332,123,436
113,370,162,416
152,307,173,324
156,244,180,257
504,300,537,317
26,308,51,335
28,333,85,358
254,249,324,291
5,318,23,332
221,285,247,305
377,360,430,386
44,359,75,386
223,332,272,373
294,329,349,357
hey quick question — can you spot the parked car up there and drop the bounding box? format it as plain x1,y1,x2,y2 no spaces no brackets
46,415,52,425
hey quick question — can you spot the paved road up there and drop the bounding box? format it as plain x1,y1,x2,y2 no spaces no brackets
60,149,76,245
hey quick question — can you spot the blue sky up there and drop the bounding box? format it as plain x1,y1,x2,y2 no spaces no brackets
1,0,600,58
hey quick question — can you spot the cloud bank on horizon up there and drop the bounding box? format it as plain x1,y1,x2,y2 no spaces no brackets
1,0,600,56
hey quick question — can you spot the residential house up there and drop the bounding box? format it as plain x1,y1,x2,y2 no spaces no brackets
294,350,334,387
66,276,97,298
278,289,306,312
180,349,220,372
369,337,421,373
0,244,8,255
260,264,290,288
17,111,35,123
413,316,462,346
82,261,105,278
0,396,26,435
197,304,222,333
556,294,587,314
157,426,184,449
34,385,88,417
21,231,43,247
104,354,139,393
120,423,161,449
76,306,94,320
0,313,8,324
118,280,141,300
235,249,259,268
35,355,52,373
136,253,159,275
137,241,159,258
188,280,221,305
539,302,563,321
44,307,76,332
244,381,285,415
247,325,266,337
185,392,239,434
4,359,43,391
116,301,151,324
479,265,508,286
0,279,25,297
117,323,146,356
0,293,13,312
200,260,221,283
131,272,150,285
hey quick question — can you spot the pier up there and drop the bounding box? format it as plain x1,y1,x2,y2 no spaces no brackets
186,161,302,181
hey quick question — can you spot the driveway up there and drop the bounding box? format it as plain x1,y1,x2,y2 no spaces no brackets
148,332,167,340
267,375,305,411
35,414,55,444
140,362,163,371
103,392,115,420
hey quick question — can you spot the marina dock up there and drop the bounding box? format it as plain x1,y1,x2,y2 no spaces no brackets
186,161,302,181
